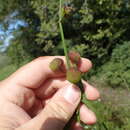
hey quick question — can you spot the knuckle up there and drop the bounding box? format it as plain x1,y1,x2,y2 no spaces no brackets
48,101,70,122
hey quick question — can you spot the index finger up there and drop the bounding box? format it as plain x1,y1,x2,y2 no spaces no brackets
3,56,92,89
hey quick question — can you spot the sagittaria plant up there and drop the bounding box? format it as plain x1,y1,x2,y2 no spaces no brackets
49,0,92,129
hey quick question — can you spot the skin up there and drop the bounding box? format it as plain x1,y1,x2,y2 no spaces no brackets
0,56,100,130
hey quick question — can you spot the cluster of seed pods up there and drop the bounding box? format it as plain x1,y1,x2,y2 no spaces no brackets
49,51,82,84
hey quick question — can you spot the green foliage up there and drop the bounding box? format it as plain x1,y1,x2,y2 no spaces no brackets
0,53,11,69
33,0,130,66
122,119,130,130
72,0,130,65
96,41,130,88
7,40,33,66
80,98,129,130
31,0,59,55
0,64,16,80
0,0,17,21
0,0,130,66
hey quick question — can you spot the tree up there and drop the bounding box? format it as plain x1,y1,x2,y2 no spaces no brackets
0,0,130,66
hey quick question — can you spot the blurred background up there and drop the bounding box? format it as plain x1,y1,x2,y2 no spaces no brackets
0,0,130,129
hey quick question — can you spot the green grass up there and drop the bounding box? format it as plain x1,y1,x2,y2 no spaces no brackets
83,77,130,130
0,64,17,81
0,53,15,80
0,53,11,68
82,99,130,130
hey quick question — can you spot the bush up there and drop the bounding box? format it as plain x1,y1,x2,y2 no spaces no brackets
7,41,33,66
95,41,130,88
31,0,130,65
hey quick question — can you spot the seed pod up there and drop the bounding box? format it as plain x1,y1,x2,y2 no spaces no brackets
68,51,81,64
49,58,63,72
67,67,82,84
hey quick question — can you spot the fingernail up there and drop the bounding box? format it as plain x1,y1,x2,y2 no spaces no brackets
63,85,81,105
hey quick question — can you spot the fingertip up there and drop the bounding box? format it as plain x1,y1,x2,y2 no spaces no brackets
80,104,97,125
82,80,100,100
79,58,92,73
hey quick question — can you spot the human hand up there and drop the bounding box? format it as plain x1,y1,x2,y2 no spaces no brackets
0,56,100,130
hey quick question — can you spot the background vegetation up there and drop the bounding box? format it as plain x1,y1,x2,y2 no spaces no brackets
0,0,130,129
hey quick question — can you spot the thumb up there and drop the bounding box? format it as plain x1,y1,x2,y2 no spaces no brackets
16,85,81,130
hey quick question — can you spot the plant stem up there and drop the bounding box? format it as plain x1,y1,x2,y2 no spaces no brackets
58,1,95,130
59,0,70,69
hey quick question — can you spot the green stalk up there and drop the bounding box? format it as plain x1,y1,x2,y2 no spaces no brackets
59,0,70,69
58,1,94,130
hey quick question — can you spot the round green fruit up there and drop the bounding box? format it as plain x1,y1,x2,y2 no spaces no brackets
49,58,63,72
67,67,82,84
